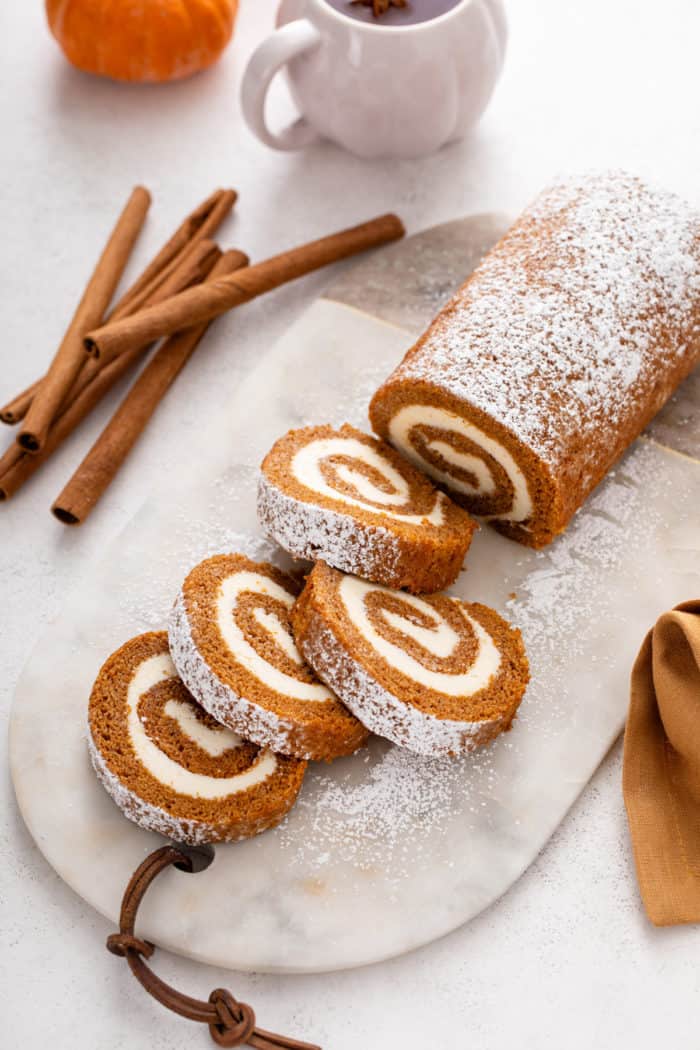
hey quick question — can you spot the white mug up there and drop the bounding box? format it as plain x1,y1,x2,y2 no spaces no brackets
241,0,508,159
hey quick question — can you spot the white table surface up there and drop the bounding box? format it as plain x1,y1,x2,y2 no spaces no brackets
2,1,698,1047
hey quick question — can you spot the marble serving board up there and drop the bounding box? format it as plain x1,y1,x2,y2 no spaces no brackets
10,217,700,974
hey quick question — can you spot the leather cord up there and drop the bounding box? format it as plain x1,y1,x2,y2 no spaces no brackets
106,844,321,1050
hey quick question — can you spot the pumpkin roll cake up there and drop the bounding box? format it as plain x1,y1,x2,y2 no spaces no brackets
88,632,305,845
168,554,368,761
370,171,700,547
257,423,476,593
292,562,529,757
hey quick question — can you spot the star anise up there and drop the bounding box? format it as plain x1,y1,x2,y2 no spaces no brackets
350,0,408,17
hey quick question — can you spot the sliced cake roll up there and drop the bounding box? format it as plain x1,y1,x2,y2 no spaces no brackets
257,423,476,594
168,554,368,762
370,172,700,547
88,632,306,845
292,562,529,757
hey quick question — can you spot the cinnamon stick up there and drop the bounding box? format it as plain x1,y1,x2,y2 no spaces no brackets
52,249,248,525
0,192,231,427
114,189,230,314
18,186,151,454
85,213,406,365
0,379,42,425
0,241,223,502
0,440,22,480
115,189,237,317
62,239,222,412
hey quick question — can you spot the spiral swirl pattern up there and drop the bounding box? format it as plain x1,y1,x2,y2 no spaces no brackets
338,575,501,695
169,555,367,761
215,568,333,702
292,562,529,757
124,650,277,796
386,404,532,522
259,424,476,594
290,434,447,523
88,632,306,845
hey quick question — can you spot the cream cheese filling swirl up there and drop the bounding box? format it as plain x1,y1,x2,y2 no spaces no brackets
338,576,501,696
291,436,446,525
217,570,333,702
386,405,533,523
127,652,277,797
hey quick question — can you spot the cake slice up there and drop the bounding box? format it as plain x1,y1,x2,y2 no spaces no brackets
257,423,477,594
88,631,306,845
168,554,368,762
292,562,529,757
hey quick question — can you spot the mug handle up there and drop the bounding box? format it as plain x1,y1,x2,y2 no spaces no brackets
241,20,322,151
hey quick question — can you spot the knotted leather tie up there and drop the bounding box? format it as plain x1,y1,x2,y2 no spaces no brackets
107,844,321,1049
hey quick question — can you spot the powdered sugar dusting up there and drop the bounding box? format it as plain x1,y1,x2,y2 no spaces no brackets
298,613,499,757
502,438,682,743
88,725,225,846
276,437,698,881
116,515,282,633
257,473,403,580
168,590,303,755
278,737,510,880
396,172,700,479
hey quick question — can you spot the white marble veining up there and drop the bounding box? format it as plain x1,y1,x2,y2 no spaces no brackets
10,296,700,972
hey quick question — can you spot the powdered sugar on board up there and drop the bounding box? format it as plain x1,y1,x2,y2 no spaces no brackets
116,515,284,632
110,349,696,888
97,297,698,892
395,172,700,475
277,438,696,883
12,234,700,972
278,740,512,890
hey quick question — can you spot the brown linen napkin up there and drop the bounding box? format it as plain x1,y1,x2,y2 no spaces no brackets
623,600,700,926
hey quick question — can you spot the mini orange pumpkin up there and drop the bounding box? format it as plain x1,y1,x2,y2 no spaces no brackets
45,0,238,83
